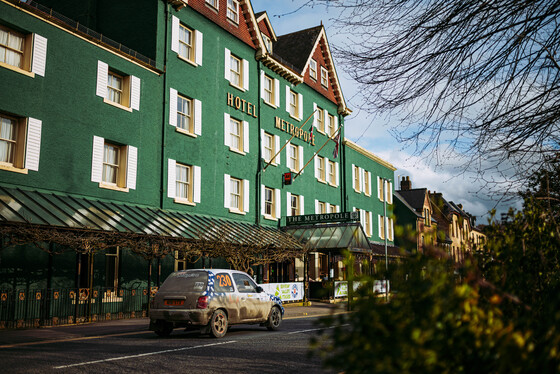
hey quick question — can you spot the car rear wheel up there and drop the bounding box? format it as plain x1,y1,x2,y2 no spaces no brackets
153,321,174,336
210,309,228,338
266,306,282,331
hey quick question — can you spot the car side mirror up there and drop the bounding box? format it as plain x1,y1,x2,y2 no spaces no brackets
256,286,264,293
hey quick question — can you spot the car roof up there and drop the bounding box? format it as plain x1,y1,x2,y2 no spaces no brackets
178,269,247,275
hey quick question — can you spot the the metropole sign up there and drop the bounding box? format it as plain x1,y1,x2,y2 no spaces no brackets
286,211,359,226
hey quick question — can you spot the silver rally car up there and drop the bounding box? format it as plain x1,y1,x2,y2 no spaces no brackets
149,269,284,338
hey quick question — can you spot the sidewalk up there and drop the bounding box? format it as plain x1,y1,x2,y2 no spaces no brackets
0,301,347,348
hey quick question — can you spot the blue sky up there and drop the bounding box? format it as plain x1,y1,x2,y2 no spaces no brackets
250,0,520,223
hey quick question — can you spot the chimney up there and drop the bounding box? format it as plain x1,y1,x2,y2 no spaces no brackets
400,176,412,191
458,204,463,210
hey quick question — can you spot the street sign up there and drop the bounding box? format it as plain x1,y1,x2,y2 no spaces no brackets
285,211,359,226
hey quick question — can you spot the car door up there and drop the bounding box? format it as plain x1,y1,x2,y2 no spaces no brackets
232,272,270,322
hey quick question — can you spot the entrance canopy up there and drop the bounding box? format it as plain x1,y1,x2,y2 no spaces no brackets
0,185,302,249
282,222,372,253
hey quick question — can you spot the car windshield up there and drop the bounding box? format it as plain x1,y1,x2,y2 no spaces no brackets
159,270,208,292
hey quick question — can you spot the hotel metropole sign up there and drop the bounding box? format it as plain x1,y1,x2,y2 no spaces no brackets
286,212,359,226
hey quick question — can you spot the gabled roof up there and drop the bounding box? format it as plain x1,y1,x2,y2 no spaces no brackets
396,188,429,212
394,191,423,218
255,11,277,41
274,26,323,73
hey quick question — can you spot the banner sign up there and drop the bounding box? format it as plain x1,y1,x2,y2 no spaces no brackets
286,211,359,226
334,280,390,298
259,282,304,302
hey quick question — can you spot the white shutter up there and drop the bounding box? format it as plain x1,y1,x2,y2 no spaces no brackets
313,103,318,128
194,99,202,135
126,145,137,190
334,115,339,133
299,195,305,215
314,155,319,179
260,129,265,158
25,118,42,171
368,212,373,237
195,30,203,66
260,184,265,215
360,210,366,226
298,146,303,173
130,76,140,111
169,88,177,127
390,218,394,240
224,174,230,208
171,16,179,53
323,109,328,131
274,79,280,107
285,86,290,113
367,171,372,195
377,177,382,200
314,199,319,214
224,48,231,81
243,179,250,212
378,215,383,239
326,203,331,212
286,192,292,217
96,61,108,98
335,162,339,186
91,136,104,183
193,165,201,203
243,59,249,90
388,182,393,204
260,71,265,99
286,141,291,166
274,135,280,164
167,159,176,198
336,205,340,213
352,164,356,190
297,93,303,120
224,113,230,147
243,121,249,153
31,34,47,77
275,188,281,218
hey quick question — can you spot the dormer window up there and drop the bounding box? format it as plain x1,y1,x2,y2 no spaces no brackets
227,0,239,23
309,59,317,81
262,33,273,54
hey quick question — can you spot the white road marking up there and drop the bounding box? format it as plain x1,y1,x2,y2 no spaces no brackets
53,340,237,369
287,324,349,335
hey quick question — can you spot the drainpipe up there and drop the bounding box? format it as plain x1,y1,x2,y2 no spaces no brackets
339,113,347,212
160,2,170,209
255,60,262,226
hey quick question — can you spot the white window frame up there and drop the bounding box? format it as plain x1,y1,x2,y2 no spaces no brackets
96,61,140,111
227,0,239,23
320,66,328,88
225,49,249,91
261,130,280,165
0,114,42,173
261,72,279,107
167,159,201,204
169,88,202,136
286,87,303,120
314,155,326,182
171,17,203,66
287,192,304,217
91,136,137,191
309,58,317,81
261,185,281,220
0,25,47,77
224,174,249,214
224,113,249,154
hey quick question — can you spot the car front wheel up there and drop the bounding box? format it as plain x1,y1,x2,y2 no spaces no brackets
266,306,282,331
210,309,228,338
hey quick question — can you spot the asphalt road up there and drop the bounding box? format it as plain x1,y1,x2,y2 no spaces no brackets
0,304,347,373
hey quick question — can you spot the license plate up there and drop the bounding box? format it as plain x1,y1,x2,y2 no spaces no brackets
164,299,185,306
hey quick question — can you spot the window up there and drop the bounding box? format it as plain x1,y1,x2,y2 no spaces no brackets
171,17,203,66
233,273,258,293
263,132,273,162
287,192,304,217
317,106,325,133
225,49,248,90
263,74,273,104
321,66,328,88
353,165,361,193
288,143,299,172
262,33,273,53
286,87,303,120
364,211,372,236
317,201,326,214
329,204,337,213
169,88,201,136
230,54,241,87
227,0,239,23
230,177,242,211
309,59,317,81
378,216,394,240
167,159,201,204
327,114,336,137
424,208,431,226
378,215,385,240
328,160,337,186
96,61,140,111
224,113,248,154
224,174,249,213
91,136,137,191
364,170,371,196
0,114,41,173
206,0,219,9
262,186,280,219
378,178,393,203
378,177,384,201
179,24,194,62
0,25,47,77
230,117,241,151
315,155,326,181
105,247,120,289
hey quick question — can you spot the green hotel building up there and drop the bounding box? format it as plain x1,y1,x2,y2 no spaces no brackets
0,0,395,326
